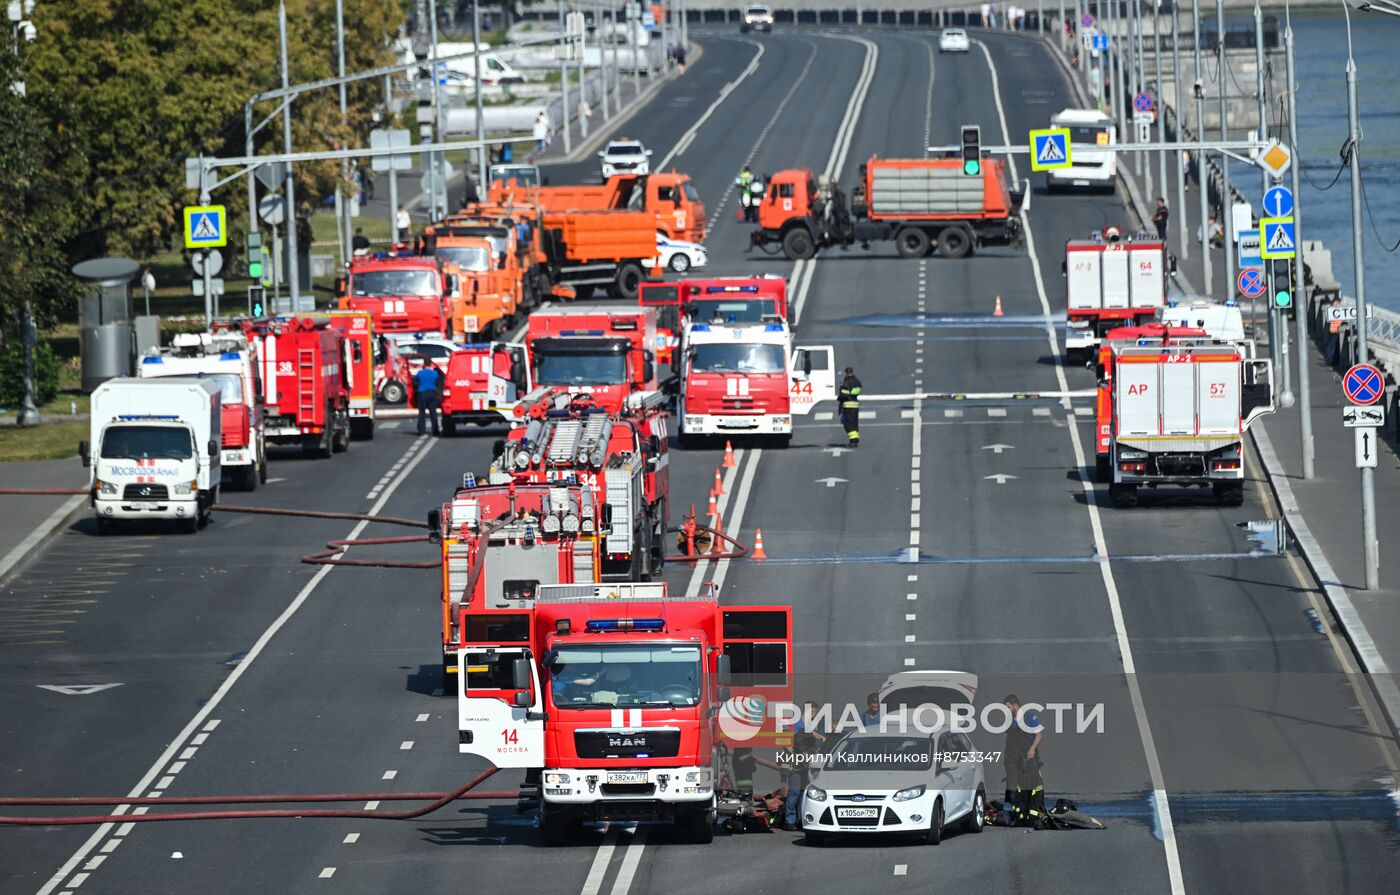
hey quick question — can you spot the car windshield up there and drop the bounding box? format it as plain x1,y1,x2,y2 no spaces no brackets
609,144,645,156
205,373,243,404
551,644,702,709
944,29,965,36
437,246,491,272
491,166,539,186
683,182,700,202
533,346,629,385
352,269,438,297
690,342,784,374
690,299,775,324
827,736,934,771
746,6,770,14
1066,125,1112,145
100,425,193,461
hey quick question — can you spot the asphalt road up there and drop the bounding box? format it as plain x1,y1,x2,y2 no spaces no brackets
2,27,1399,895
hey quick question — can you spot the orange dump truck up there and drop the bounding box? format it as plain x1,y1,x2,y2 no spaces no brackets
428,233,521,342
491,171,706,244
536,209,659,301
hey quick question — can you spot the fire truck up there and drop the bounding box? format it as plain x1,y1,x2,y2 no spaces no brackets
450,580,792,844
439,342,533,434
677,321,835,447
526,305,662,412
640,276,790,367
335,255,458,336
1101,330,1274,507
138,331,267,491
750,156,1024,260
235,317,353,458
489,393,669,580
324,310,379,440
1063,235,1168,364
431,480,601,689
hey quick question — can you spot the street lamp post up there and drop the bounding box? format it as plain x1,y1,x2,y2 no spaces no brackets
1217,0,1234,312
558,0,572,155
1284,3,1313,479
1193,0,1211,290
278,0,303,310
472,0,486,193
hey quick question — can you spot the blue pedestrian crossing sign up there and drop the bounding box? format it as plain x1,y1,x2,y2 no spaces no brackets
1259,216,1296,260
183,205,227,249
1029,127,1071,172
1091,33,1109,51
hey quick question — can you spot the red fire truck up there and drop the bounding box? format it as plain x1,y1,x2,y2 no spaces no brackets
1063,235,1168,365
489,394,668,581
324,310,379,440
1101,330,1274,507
525,305,662,412
450,580,792,844
439,342,533,434
239,317,353,458
139,331,267,491
639,275,789,366
431,479,601,689
335,255,458,336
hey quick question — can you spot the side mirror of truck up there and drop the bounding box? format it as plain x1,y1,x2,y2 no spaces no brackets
427,508,441,543
446,274,460,296
512,657,532,691
78,440,90,467
801,350,813,376
642,349,655,383
716,653,733,687
207,439,218,458
334,276,347,298
513,691,531,708
600,503,613,532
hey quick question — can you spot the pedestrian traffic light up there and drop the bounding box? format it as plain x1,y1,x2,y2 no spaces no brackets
1270,258,1293,310
961,126,981,176
246,232,263,280
247,285,265,318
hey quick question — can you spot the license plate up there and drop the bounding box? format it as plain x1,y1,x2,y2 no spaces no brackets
128,501,159,510
607,772,649,785
837,807,879,819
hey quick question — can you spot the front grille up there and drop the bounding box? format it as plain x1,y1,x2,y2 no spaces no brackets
123,484,169,501
600,783,656,797
834,794,886,802
574,729,680,759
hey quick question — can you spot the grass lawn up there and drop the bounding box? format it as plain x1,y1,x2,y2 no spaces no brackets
0,420,86,462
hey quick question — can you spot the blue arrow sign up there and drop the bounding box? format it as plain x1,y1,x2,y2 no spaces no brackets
1237,267,1266,298
1263,185,1294,218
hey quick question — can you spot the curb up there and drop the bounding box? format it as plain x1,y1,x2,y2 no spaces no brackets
0,494,85,589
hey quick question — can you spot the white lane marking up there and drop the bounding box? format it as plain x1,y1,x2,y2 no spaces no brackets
178,747,198,761
319,868,336,879
944,409,963,418
976,37,1185,895
911,483,921,496
911,498,921,511
907,593,918,601
416,713,430,723
906,614,917,621
857,410,877,420
382,770,398,780
901,409,916,419
343,833,359,844
1034,407,1051,416
903,658,916,666
81,858,104,872
910,514,921,529
656,41,766,170
815,411,833,421
987,408,1007,418
707,447,763,595
908,574,917,581
167,762,186,774
115,823,134,837
99,842,120,855
608,828,648,895
1074,405,1092,416
400,741,414,751
66,875,87,888
155,776,175,790
894,864,908,876
364,801,380,811
35,439,437,895
380,421,401,430
905,634,916,642
580,829,620,895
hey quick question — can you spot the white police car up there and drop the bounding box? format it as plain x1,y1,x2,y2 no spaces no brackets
598,138,652,180
652,233,707,273
939,28,970,53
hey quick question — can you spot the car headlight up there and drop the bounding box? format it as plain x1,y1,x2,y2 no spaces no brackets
543,772,571,786
804,785,827,802
174,479,197,495
96,480,117,496
893,785,926,802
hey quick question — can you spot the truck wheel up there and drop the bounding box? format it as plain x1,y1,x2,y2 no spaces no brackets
541,811,571,846
782,228,817,261
1095,455,1110,484
381,380,407,405
1110,483,1139,509
683,808,715,844
351,418,375,441
180,515,200,534
895,227,930,259
612,263,644,300
95,516,113,536
303,429,333,459
441,416,457,437
258,451,268,484
650,508,666,573
234,465,258,492
1213,482,1245,506
936,227,971,259
573,284,595,301
332,417,350,454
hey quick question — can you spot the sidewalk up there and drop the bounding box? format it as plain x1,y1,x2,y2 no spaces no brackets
1043,28,1400,733
0,458,87,587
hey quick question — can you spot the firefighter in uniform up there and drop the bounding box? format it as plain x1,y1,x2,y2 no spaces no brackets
838,367,862,447
1002,694,1045,826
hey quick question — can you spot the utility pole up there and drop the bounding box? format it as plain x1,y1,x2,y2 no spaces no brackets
1217,0,1234,311
600,1,611,120
577,7,589,139
609,0,619,112
1193,0,1210,290
1284,8,1313,479
1171,0,1188,258
335,0,350,266
386,74,401,245
1109,0,1121,124
472,0,486,193
278,0,303,311
1254,2,1281,386
559,0,572,155
1154,1,1167,213
1058,0,1066,53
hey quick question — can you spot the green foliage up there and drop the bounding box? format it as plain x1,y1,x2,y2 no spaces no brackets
0,339,63,409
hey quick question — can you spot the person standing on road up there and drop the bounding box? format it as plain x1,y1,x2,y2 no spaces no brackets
736,166,755,222
1324,296,1345,367
675,42,687,73
838,367,862,448
414,364,444,436
396,205,412,241
1002,694,1045,827
1152,197,1170,242
533,111,550,153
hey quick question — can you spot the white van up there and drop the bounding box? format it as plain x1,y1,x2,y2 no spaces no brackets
1047,108,1117,192
81,378,222,533
433,42,525,86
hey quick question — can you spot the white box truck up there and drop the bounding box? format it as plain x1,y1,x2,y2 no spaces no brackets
81,378,222,533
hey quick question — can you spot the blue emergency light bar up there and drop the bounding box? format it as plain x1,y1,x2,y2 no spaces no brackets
585,618,666,633
141,357,162,364
115,414,180,421
220,352,241,360
560,329,606,336
690,324,710,332
764,324,784,331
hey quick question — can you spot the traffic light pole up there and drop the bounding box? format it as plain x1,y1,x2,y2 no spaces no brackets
1284,9,1313,480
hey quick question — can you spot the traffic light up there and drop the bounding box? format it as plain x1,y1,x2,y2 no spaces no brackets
246,231,263,280
247,285,265,318
1269,258,1293,310
961,125,981,176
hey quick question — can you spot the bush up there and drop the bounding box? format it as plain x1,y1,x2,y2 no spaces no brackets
0,338,63,409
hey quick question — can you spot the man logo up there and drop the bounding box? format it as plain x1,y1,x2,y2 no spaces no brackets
717,694,766,742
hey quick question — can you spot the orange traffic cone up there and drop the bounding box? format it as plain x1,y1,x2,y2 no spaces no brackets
993,295,1005,317
712,468,725,496
710,513,725,555
751,528,768,560
722,440,737,468
707,490,718,516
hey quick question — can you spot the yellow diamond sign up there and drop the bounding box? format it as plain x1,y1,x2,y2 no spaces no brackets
1258,140,1292,181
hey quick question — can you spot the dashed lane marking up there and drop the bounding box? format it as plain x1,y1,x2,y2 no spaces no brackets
343,833,360,844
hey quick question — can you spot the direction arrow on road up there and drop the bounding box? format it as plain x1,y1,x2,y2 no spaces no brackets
983,474,1018,484
822,447,850,458
815,477,849,488
981,444,1014,454
1356,428,1378,469
37,684,124,696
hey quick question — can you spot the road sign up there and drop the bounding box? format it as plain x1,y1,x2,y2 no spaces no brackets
1344,405,1386,428
1237,267,1266,299
1081,13,1095,27
1231,201,1253,244
1237,229,1262,268
1133,92,1154,113
1343,363,1385,406
1327,305,1375,322
260,247,274,288
191,277,225,298
1134,116,1151,143
369,128,413,173
258,194,286,227
183,205,227,249
1263,185,1294,218
191,248,224,277
1356,427,1379,469
1091,33,1108,51
1258,139,1293,180
1028,127,1071,171
254,161,287,191
1260,216,1297,259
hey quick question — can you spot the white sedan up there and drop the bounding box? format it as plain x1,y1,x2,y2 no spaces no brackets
939,28,970,53
652,233,707,273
